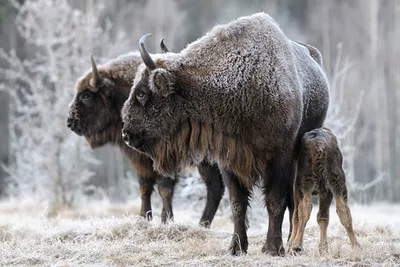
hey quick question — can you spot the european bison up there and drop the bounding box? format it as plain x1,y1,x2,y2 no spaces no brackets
288,127,360,253
67,43,225,227
121,12,329,256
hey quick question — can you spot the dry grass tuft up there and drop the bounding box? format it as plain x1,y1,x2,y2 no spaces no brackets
0,197,399,266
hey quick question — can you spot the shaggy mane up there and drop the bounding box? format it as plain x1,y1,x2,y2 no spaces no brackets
148,119,266,189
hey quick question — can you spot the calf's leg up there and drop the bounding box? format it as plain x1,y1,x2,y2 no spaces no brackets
317,190,333,254
334,192,360,249
290,192,312,252
288,192,300,248
330,171,360,249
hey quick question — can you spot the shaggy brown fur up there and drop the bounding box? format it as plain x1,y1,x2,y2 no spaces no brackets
67,51,225,226
288,127,360,253
150,119,265,189
121,13,330,256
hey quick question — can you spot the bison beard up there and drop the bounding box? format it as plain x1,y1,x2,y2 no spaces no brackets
149,119,263,190
122,12,330,256
67,51,225,227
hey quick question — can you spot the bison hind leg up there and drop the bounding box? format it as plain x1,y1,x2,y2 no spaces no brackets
261,155,295,257
221,168,250,256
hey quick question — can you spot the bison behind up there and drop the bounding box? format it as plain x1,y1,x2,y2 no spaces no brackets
67,49,225,227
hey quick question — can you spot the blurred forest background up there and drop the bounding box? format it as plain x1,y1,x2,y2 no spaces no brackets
0,0,399,210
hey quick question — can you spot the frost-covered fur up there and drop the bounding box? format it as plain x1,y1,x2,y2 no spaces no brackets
121,12,330,256
67,52,225,227
293,41,324,67
77,52,144,94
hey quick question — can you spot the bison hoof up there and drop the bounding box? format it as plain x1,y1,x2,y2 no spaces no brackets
140,211,153,221
288,242,303,255
229,235,248,256
318,242,328,255
199,220,211,228
262,241,285,256
161,215,174,224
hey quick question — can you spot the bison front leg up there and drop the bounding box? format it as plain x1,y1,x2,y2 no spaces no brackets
198,161,225,228
138,175,156,221
156,176,177,223
262,156,293,256
221,168,250,256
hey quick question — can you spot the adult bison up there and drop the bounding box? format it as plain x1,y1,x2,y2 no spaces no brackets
121,12,329,256
67,43,225,227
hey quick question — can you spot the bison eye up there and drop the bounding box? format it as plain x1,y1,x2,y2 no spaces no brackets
81,92,94,107
82,93,90,100
137,91,146,100
136,91,147,106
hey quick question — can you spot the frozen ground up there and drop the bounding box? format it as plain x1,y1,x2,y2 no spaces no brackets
0,180,399,266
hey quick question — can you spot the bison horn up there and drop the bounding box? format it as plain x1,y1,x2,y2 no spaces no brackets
139,33,157,71
90,55,102,88
160,38,169,53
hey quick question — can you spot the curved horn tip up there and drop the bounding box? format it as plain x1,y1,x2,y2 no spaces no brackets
160,37,169,53
139,33,157,71
139,33,153,44
90,55,102,87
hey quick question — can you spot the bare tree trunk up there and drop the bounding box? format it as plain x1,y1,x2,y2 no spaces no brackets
369,0,383,201
381,0,396,202
321,1,331,76
394,1,400,202
48,143,64,217
0,92,9,197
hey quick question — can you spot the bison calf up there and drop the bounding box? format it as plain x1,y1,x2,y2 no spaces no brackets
67,45,224,226
288,127,360,253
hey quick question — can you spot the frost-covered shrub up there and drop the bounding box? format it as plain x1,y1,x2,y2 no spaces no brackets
0,0,114,210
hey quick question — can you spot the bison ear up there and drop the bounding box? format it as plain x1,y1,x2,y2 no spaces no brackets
149,68,175,97
89,75,115,97
99,78,115,97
